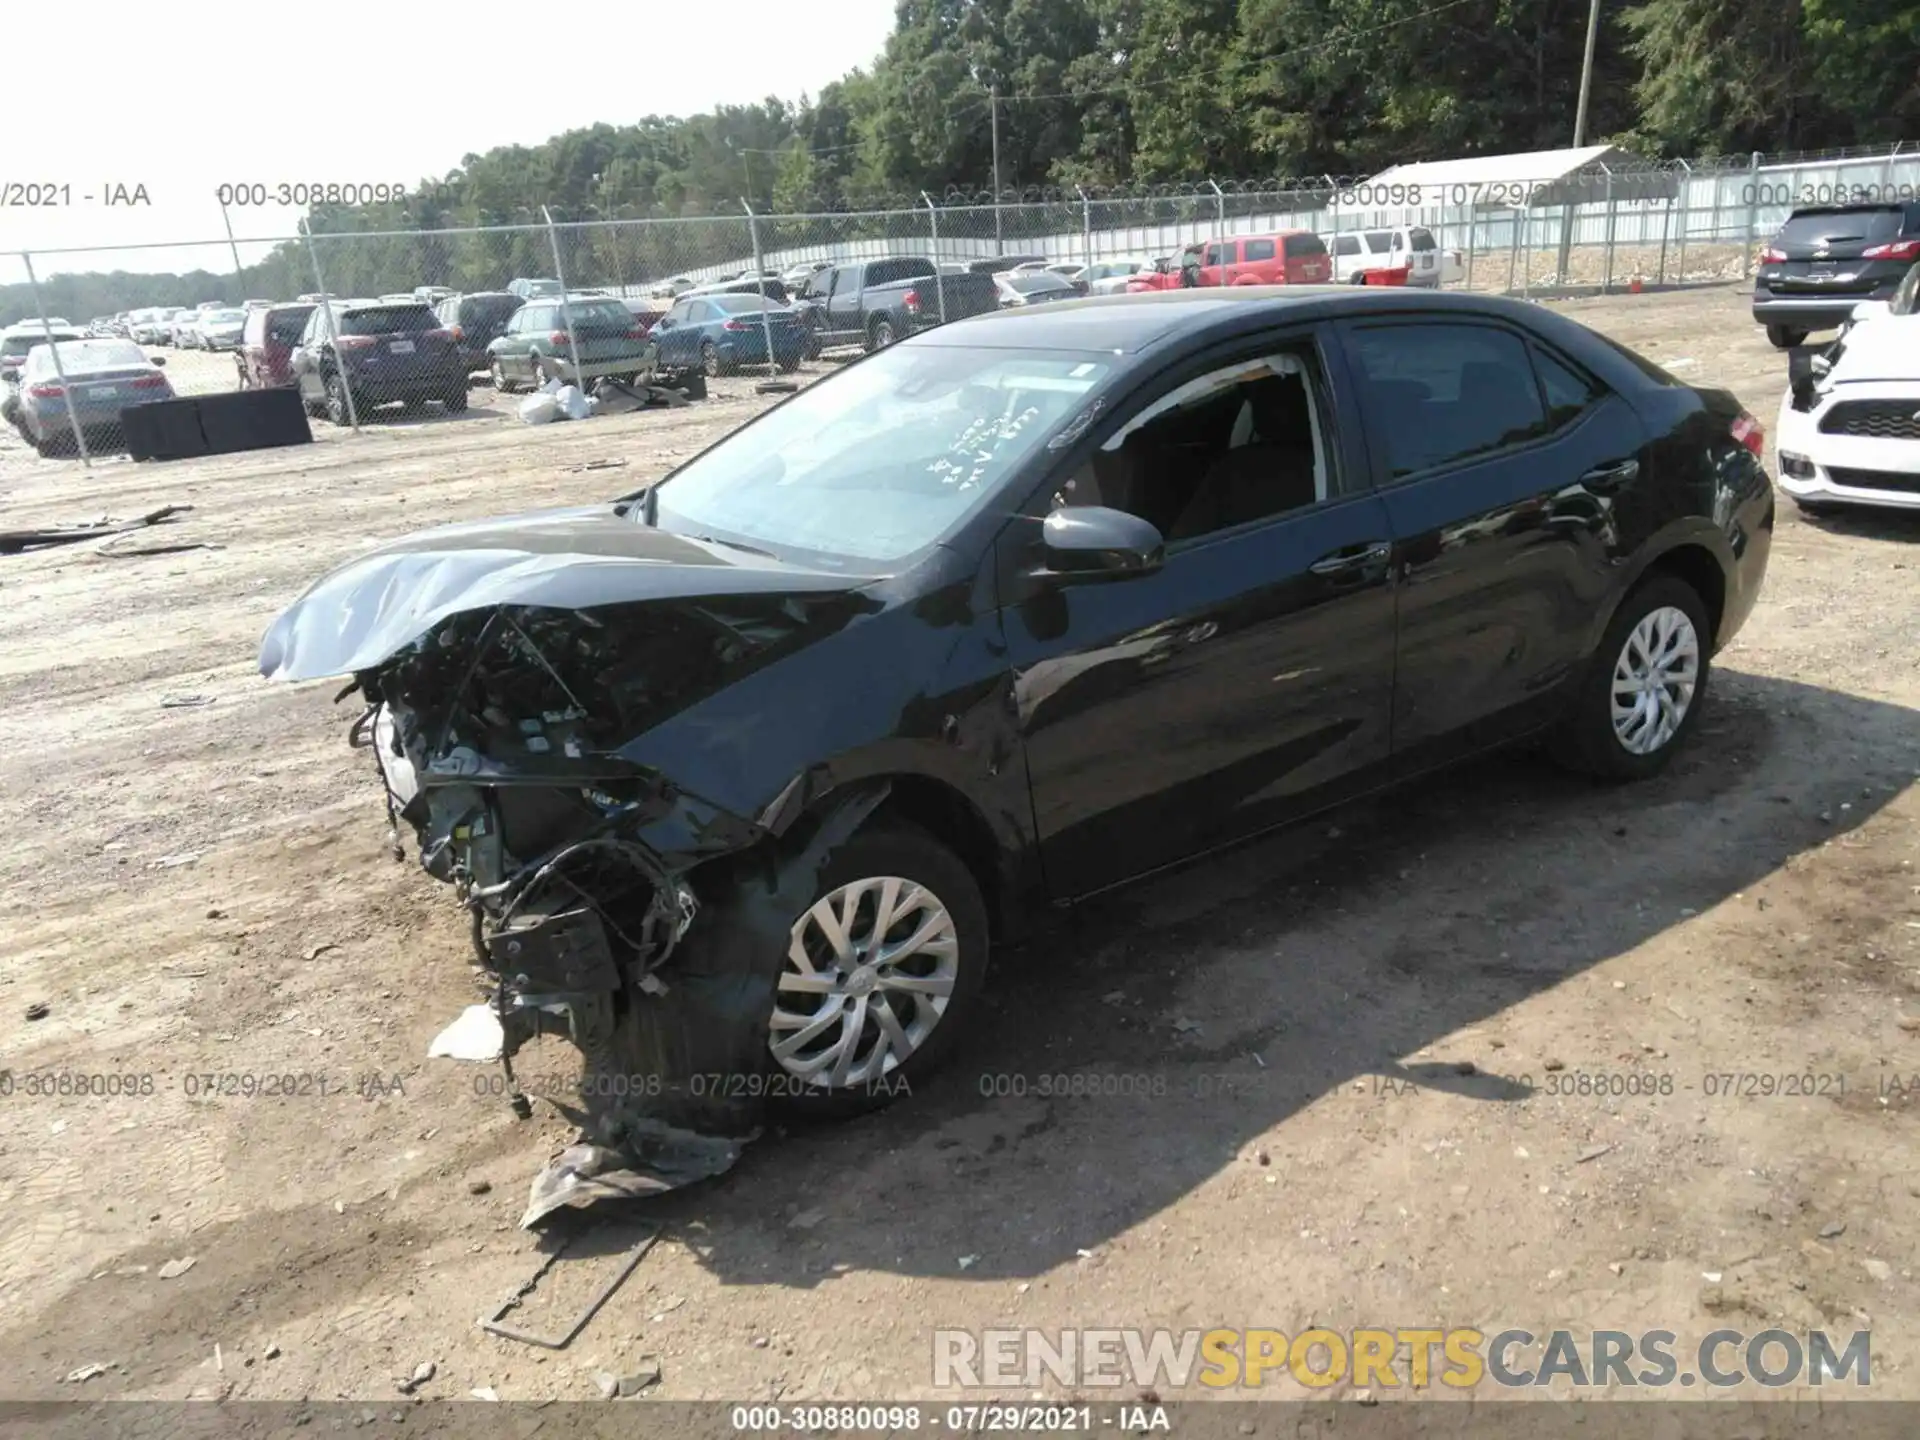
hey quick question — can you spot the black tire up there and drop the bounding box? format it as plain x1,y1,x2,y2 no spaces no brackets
441,386,468,413
1766,324,1809,350
676,371,707,402
869,317,896,350
32,431,64,459
324,373,356,427
1550,574,1712,782
701,340,722,377
764,821,990,1120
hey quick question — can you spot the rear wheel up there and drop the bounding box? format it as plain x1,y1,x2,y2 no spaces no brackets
490,360,516,394
700,340,721,377
1551,574,1711,781
1766,324,1809,349
676,371,707,401
869,317,896,350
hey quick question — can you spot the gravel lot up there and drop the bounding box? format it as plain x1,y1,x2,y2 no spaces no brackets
3,285,1919,1406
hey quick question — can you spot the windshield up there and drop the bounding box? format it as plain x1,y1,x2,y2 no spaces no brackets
649,345,1112,566
339,305,438,335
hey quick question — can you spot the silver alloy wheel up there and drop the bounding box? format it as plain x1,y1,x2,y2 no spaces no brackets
770,875,960,1089
1611,605,1700,755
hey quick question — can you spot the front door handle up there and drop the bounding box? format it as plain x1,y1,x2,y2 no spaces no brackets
1309,541,1392,576
1579,458,1641,493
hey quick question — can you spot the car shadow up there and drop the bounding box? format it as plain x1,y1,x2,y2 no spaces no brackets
1796,506,1920,543
624,668,1916,1286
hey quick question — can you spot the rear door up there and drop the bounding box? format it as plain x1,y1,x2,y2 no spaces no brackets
1763,206,1907,301
1335,318,1650,775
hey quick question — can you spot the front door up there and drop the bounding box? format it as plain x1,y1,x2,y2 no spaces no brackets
1002,331,1398,899
1335,317,1650,775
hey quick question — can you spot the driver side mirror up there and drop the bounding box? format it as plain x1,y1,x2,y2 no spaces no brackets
1038,505,1165,581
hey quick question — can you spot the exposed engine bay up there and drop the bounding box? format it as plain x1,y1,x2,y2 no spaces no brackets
336,594,884,1222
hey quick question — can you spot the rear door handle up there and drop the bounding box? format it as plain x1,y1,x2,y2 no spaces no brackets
1309,541,1392,576
1580,458,1641,493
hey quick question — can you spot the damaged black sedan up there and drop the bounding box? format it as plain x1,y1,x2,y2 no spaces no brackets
263,288,1772,1146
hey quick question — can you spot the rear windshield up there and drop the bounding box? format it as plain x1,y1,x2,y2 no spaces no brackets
462,295,523,323
867,259,935,286
709,294,783,314
267,308,314,343
30,340,148,373
1408,228,1437,251
339,305,439,336
561,300,637,326
1778,207,1903,245
1283,233,1329,258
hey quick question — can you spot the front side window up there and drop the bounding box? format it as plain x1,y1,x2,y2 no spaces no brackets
1052,342,1334,543
1345,323,1551,478
649,346,1111,567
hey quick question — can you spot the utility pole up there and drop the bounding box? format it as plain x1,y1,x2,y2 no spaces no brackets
1572,0,1602,147
990,84,1004,256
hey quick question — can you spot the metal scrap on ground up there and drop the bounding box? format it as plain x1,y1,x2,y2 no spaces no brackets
479,1220,659,1349
0,504,194,556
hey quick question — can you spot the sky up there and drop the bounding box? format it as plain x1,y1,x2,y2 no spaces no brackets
0,0,897,284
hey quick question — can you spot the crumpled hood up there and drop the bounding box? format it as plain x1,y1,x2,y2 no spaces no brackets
259,503,868,682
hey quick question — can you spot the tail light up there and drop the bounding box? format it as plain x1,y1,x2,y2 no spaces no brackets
29,383,63,398
902,288,921,314
129,373,169,389
1863,238,1920,261
722,319,751,332
626,324,650,339
1731,412,1765,459
548,331,571,347
1760,246,1787,264
423,328,455,343
446,323,464,340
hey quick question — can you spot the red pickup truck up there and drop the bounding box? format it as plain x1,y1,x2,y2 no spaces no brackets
1128,231,1334,290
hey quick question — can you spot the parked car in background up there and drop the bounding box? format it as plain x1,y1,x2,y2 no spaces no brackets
507,277,565,300
413,286,457,307
682,277,792,305
782,260,831,291
648,275,697,300
11,338,174,457
432,291,526,374
236,302,317,389
1776,311,1920,513
244,298,274,309
647,292,808,376
791,257,1000,351
258,289,1773,1113
1346,226,1444,287
1173,232,1334,287
378,293,419,305
198,308,248,351
1,322,87,386
995,271,1081,307
484,294,654,391
169,309,204,347
1329,234,1411,285
1753,201,1920,348
290,300,469,424
1081,258,1151,295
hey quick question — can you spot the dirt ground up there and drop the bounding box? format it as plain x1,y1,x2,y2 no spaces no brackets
3,286,1919,1409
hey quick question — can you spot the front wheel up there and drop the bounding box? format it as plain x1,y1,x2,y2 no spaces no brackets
765,822,989,1119
1766,324,1809,349
1551,574,1711,781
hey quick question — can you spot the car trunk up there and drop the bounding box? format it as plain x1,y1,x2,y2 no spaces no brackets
36,367,170,415
1762,208,1906,298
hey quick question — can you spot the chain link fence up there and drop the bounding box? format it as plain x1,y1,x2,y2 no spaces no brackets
5,143,1914,463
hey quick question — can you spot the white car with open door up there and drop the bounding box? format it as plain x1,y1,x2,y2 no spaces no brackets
1775,311,1920,514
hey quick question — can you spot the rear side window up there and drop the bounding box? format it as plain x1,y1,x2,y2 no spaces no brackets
1364,230,1394,253
1333,235,1361,256
562,301,635,326
1243,238,1276,262
1346,323,1550,478
1283,233,1328,259
1531,345,1605,427
340,305,438,336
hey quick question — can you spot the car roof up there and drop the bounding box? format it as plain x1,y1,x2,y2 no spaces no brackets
910,286,1549,354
